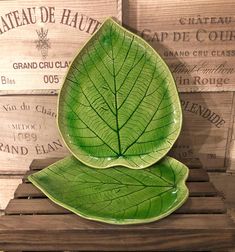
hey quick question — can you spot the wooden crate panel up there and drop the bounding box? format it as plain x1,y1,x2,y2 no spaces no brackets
169,92,233,170
0,0,121,93
0,214,234,251
228,92,235,172
123,0,235,92
209,173,235,210
229,139,235,172
30,157,61,170
0,177,21,210
0,95,69,173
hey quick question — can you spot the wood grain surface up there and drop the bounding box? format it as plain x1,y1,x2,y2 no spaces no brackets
123,0,235,92
0,177,21,210
228,93,235,172
170,92,233,170
0,95,69,173
0,214,234,250
0,0,122,93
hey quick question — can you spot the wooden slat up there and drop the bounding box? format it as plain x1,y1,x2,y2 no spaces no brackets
5,197,226,215
206,166,227,172
23,167,209,183
0,0,121,93
5,198,69,215
1,213,234,231
188,182,217,196
30,158,61,170
22,170,34,182
14,182,218,199
15,183,42,198
0,177,22,211
176,197,226,214
188,169,209,182
0,214,234,251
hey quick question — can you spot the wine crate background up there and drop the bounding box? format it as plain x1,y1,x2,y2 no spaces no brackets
170,92,233,172
122,0,235,93
228,94,235,173
0,0,122,93
0,95,69,174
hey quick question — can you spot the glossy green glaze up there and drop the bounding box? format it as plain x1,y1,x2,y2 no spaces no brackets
58,18,182,169
28,156,189,225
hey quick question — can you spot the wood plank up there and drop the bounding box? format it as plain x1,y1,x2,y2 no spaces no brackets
169,92,233,171
1,213,234,231
22,170,35,182
23,167,209,183
188,182,217,196
206,166,227,172
0,0,122,93
0,96,68,173
14,182,218,199
0,178,21,211
0,214,234,251
123,0,235,92
14,183,44,198
209,173,235,209
30,158,61,170
5,198,69,215
176,197,226,214
228,92,235,172
188,169,209,182
5,197,226,215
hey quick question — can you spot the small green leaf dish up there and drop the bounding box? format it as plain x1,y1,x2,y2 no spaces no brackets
28,156,189,225
58,18,182,169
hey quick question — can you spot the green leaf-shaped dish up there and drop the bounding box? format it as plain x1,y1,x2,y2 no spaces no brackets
58,18,182,169
28,156,188,225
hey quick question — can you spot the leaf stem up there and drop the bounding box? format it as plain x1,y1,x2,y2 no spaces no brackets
113,64,122,155
110,26,122,156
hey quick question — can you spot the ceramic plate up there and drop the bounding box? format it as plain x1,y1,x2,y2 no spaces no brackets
58,19,182,169
28,156,189,225
58,18,182,169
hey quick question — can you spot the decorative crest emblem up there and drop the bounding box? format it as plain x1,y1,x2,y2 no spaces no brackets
35,28,50,59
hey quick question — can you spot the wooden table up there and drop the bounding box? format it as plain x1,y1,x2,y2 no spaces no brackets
0,158,234,251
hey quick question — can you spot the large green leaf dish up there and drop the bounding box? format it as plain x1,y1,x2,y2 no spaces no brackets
58,18,182,169
28,156,189,225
